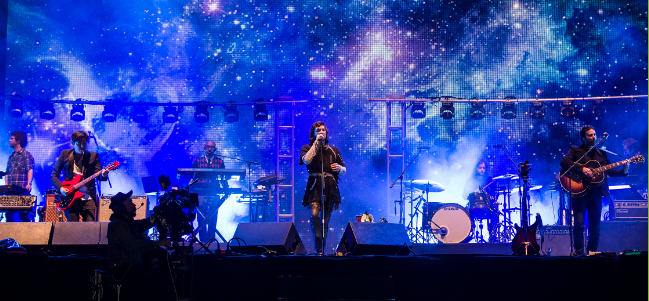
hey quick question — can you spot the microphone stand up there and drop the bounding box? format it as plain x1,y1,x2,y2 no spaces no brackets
320,141,326,255
213,154,260,222
559,134,608,256
390,148,426,226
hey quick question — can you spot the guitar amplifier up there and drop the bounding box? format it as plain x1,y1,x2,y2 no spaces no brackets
43,194,68,223
614,200,648,219
98,195,148,221
535,225,586,256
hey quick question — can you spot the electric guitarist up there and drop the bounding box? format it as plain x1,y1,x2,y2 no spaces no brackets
559,126,628,255
50,131,109,222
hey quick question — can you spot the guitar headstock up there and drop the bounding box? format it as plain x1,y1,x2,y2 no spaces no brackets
631,155,645,163
106,161,121,171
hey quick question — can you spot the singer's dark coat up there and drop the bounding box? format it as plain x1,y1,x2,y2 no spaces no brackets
300,144,345,207
50,148,107,200
560,143,627,197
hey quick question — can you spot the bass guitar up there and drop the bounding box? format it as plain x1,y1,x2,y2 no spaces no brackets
559,155,644,196
54,161,120,210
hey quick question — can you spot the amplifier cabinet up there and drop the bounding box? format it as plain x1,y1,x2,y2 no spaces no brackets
98,195,148,221
614,200,647,219
43,194,68,223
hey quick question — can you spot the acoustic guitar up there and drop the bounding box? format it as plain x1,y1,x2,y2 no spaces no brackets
54,161,120,210
559,155,644,196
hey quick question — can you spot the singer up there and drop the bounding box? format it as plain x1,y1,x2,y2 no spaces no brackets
300,121,346,255
560,126,628,255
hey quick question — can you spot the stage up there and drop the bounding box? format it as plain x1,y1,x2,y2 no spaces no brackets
1,249,646,301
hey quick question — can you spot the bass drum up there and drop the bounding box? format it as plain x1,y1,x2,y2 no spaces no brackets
427,203,473,243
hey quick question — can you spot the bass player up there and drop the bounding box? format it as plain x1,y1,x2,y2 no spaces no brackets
50,130,109,222
560,126,628,255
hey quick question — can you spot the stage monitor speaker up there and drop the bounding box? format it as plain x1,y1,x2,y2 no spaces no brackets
598,221,648,253
98,195,148,222
0,222,53,249
336,222,411,255
230,222,306,255
52,222,102,245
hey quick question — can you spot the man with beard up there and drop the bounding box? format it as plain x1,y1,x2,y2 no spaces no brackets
560,126,628,255
462,159,497,242
191,140,227,242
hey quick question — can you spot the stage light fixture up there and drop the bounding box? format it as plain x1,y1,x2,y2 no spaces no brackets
102,104,118,122
440,101,455,119
132,108,148,123
529,101,545,119
500,99,516,119
469,101,485,120
253,98,268,121
39,102,56,120
224,101,239,122
70,102,85,121
163,106,179,123
8,99,23,118
561,99,575,119
194,103,209,123
592,100,606,116
410,102,426,118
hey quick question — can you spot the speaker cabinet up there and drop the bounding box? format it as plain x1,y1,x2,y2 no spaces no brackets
98,195,148,222
535,225,585,256
52,222,103,245
336,222,411,255
230,222,306,255
0,222,53,250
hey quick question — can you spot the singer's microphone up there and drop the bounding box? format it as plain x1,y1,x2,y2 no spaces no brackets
417,146,430,150
493,144,504,148
602,132,609,138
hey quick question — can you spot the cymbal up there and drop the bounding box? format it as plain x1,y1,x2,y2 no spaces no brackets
529,185,543,191
410,180,445,192
493,174,519,181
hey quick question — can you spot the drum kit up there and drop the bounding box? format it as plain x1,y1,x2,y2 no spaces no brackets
405,174,541,244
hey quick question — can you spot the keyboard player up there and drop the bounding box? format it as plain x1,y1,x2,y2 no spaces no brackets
191,141,228,241
2,131,34,222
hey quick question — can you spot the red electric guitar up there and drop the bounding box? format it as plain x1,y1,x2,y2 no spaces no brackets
559,155,644,196
54,161,120,210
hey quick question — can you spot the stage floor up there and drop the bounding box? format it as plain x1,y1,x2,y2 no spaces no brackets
1,251,646,301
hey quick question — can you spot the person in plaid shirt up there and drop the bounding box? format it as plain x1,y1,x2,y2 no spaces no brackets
191,141,227,241
4,131,34,222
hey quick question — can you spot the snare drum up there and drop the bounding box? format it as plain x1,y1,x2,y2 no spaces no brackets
467,192,492,219
424,203,473,243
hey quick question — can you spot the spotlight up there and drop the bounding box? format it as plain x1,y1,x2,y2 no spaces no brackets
529,101,545,119
592,100,606,116
253,98,268,121
501,100,516,119
102,103,118,122
194,103,209,123
132,108,148,123
39,102,56,120
411,102,426,118
70,102,85,121
163,106,179,123
224,101,239,122
440,101,455,119
469,101,485,120
561,99,575,119
8,99,23,118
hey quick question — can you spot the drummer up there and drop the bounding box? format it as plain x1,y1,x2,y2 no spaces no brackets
462,159,493,200
463,159,498,242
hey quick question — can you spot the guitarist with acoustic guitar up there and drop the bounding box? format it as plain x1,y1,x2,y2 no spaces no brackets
560,126,629,256
50,131,110,222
